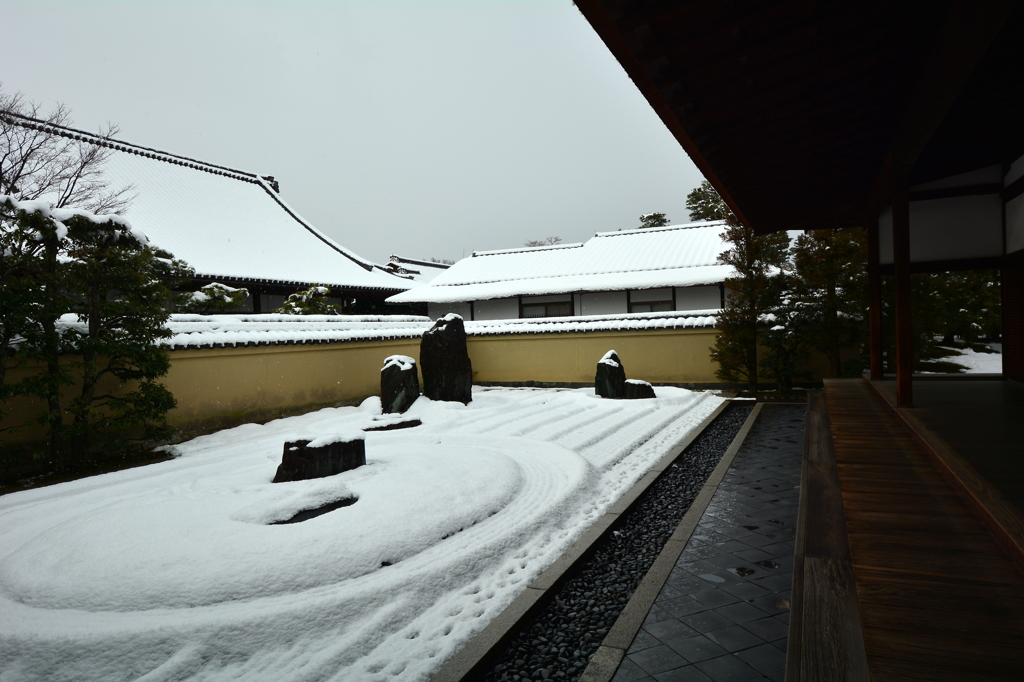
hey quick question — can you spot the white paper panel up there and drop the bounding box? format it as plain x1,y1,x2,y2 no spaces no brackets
878,194,1003,264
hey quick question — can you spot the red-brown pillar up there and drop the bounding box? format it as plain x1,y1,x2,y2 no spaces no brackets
892,177,913,406
867,218,883,380
1003,253,1024,382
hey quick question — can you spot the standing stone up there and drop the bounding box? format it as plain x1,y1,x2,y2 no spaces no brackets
625,379,657,399
595,350,626,398
380,355,420,414
273,432,365,482
420,314,473,404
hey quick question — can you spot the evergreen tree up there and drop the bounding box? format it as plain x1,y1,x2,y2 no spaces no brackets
882,269,1002,372
791,227,868,377
177,282,249,314
637,212,670,229
1,200,42,440
1,197,180,468
758,275,811,394
711,216,789,392
0,198,74,456
275,285,342,315
60,215,178,460
686,180,729,222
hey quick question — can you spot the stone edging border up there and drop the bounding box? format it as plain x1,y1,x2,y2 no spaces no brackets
578,402,765,682
429,398,739,682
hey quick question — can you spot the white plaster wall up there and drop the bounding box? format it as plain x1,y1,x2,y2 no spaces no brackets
427,301,472,321
1006,154,1024,187
674,285,721,311
580,291,627,316
878,194,1003,263
630,288,673,303
473,297,519,320
910,165,1001,191
1007,194,1024,255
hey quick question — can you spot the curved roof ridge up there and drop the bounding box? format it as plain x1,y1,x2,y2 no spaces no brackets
473,242,585,257
594,220,726,238
1,110,259,183
427,260,723,288
253,177,376,271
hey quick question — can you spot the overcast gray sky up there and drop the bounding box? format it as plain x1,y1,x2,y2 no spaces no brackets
1,1,705,264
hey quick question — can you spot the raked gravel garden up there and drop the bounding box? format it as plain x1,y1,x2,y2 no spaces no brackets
0,386,725,682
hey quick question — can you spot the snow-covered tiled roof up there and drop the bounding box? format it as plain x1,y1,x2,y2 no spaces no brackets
102,311,719,350
387,221,732,304
5,114,410,292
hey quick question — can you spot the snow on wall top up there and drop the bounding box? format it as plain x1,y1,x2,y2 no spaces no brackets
4,114,410,292
151,310,718,349
387,221,732,304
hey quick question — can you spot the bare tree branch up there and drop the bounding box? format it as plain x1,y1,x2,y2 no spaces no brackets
1,85,136,214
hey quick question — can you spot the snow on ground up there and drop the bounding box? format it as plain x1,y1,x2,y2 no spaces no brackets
0,387,724,682
934,343,1002,373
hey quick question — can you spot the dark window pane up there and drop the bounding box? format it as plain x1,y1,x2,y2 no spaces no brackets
522,305,546,318
651,301,673,312
631,303,652,313
546,302,573,317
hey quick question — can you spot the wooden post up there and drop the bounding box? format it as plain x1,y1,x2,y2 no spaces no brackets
892,176,913,407
867,218,883,380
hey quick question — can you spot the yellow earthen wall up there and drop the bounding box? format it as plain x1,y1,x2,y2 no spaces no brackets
2,328,779,444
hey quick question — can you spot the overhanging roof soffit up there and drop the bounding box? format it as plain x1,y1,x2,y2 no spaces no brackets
576,0,1023,234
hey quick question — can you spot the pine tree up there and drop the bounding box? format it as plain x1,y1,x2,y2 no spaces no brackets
2,198,179,468
275,285,342,315
686,180,729,222
711,216,789,393
791,227,868,377
177,282,250,314
62,215,179,461
1,200,42,441
0,198,74,457
637,212,670,229
883,269,1002,372
758,274,812,394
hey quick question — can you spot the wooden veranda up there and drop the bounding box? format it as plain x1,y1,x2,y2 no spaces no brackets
789,379,1024,681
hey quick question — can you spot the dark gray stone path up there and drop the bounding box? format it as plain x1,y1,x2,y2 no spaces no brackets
611,404,804,682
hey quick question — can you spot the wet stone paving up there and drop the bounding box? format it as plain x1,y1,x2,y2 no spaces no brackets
612,404,805,682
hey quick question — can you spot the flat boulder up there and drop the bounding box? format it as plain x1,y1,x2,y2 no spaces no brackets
420,314,473,404
273,431,366,483
595,350,626,399
625,379,657,399
380,354,420,414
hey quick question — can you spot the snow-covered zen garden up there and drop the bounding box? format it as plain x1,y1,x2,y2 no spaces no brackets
0,386,724,682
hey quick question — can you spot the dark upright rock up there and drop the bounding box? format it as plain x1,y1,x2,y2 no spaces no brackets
595,350,626,398
380,355,420,414
625,379,657,399
420,314,473,404
273,434,366,483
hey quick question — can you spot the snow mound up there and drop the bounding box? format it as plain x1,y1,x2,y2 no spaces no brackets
0,387,723,682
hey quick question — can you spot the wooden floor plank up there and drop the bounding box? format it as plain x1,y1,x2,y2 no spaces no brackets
821,379,1024,680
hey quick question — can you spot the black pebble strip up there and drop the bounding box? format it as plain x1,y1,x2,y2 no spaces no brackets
475,402,753,682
